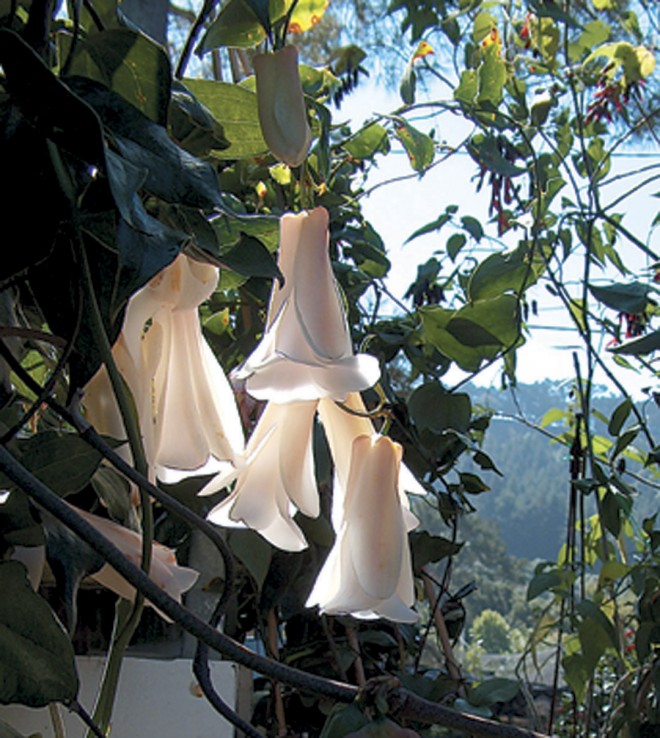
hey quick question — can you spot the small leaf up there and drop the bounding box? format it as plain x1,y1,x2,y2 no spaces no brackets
405,211,452,244
609,329,660,356
393,118,434,173
447,233,467,261
410,531,463,572
342,124,389,160
469,678,519,707
608,399,632,437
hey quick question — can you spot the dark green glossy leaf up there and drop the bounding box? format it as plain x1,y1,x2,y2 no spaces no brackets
0,490,43,548
408,383,471,434
410,530,463,572
63,28,171,124
68,77,225,210
220,236,280,280
405,211,452,243
468,134,526,177
589,281,652,314
19,431,108,498
609,328,660,356
608,399,633,436
320,703,369,738
468,243,546,302
0,562,78,707
469,678,519,707
0,29,105,168
228,529,273,589
447,233,467,261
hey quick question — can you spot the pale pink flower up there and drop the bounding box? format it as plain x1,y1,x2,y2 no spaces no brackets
200,400,319,551
73,505,198,618
234,207,380,402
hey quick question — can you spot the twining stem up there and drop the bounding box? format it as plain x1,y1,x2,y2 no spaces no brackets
46,139,153,737
421,570,464,695
0,444,548,738
267,609,288,737
345,625,367,687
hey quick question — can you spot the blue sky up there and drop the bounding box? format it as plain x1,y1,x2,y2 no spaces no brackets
338,81,660,397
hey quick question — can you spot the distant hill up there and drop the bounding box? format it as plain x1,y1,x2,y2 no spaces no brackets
463,380,660,561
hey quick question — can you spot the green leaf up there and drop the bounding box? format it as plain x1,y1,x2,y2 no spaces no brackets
589,281,652,314
62,29,172,124
454,69,478,105
228,529,273,589
469,678,519,707
608,399,633,436
478,45,506,108
527,569,562,600
168,80,231,158
408,383,471,434
0,562,78,706
0,490,43,548
460,472,490,494
198,0,281,51
213,213,280,252
405,211,452,243
342,124,389,160
468,135,526,177
461,216,484,242
447,233,467,261
609,328,660,356
410,530,463,572
399,61,416,105
19,432,108,498
219,235,281,280
67,77,225,213
182,79,267,160
392,118,434,173
320,703,369,738
467,243,546,301
420,295,521,372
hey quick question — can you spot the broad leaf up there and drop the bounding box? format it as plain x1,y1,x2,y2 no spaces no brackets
182,79,267,160
0,562,78,707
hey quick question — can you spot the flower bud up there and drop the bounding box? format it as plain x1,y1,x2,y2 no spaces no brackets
254,45,311,167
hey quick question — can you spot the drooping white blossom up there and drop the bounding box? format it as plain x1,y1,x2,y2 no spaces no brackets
200,400,319,551
84,254,245,478
71,505,199,619
306,434,418,622
234,207,380,403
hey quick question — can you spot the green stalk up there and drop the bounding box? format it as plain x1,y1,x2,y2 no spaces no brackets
46,141,154,737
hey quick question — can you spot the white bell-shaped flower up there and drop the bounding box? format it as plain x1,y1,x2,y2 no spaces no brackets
306,435,418,622
84,254,245,478
234,207,380,403
200,400,319,551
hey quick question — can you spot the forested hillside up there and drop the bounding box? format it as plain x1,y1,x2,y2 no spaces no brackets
467,381,660,560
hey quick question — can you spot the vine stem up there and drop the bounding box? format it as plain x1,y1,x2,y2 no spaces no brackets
46,139,153,737
0,444,549,738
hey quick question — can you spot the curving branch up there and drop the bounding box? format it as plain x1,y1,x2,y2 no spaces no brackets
0,443,550,738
